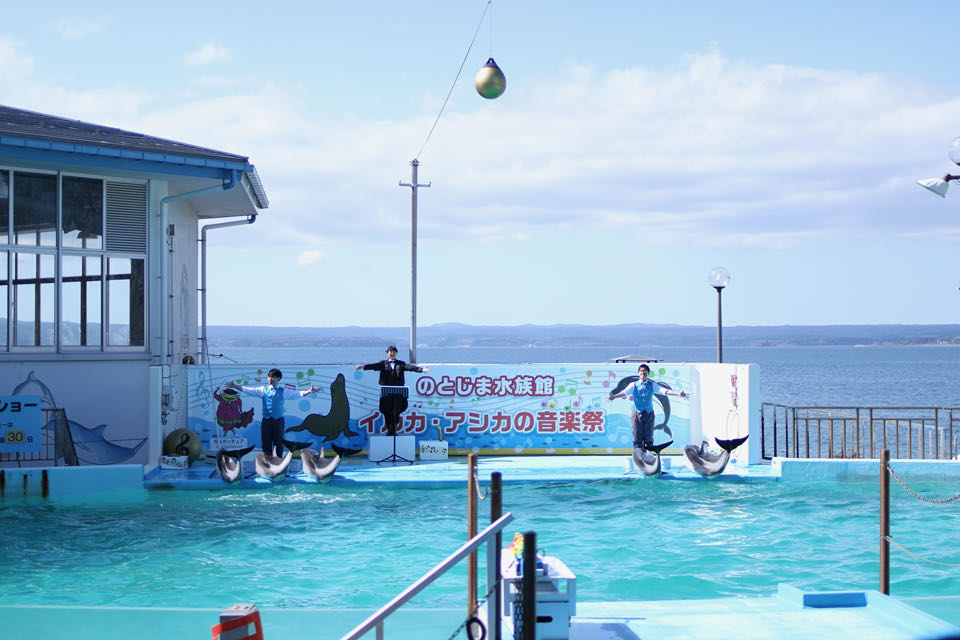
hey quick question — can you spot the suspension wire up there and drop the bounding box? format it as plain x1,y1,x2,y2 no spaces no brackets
414,0,492,161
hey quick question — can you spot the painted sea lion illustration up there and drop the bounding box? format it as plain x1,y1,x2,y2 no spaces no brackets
255,450,293,481
683,435,749,477
216,445,255,483
301,448,341,481
632,440,673,477
213,387,254,434
285,373,357,442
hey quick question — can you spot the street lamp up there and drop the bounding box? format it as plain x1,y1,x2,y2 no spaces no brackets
916,136,960,197
708,266,731,363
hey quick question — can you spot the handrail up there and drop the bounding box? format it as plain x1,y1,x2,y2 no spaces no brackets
340,511,515,640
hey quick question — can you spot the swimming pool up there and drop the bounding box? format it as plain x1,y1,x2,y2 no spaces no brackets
3,477,958,617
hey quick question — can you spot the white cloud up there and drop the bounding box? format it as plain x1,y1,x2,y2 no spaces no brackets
297,250,327,267
55,17,105,39
5,43,959,253
184,42,233,66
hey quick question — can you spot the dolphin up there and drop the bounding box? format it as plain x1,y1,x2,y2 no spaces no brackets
632,440,673,477
215,445,255,483
301,448,341,481
285,374,358,442
255,450,293,481
683,435,749,477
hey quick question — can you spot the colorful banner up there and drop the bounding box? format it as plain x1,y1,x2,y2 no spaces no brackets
187,364,695,455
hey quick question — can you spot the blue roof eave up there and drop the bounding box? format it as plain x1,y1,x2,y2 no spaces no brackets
0,135,269,209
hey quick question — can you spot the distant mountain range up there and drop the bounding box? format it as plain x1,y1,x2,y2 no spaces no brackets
206,323,960,348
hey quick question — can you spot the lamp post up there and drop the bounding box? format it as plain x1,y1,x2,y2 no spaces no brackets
708,267,731,363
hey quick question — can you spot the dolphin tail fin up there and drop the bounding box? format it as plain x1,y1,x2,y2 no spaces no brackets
282,439,311,453
646,440,674,455
715,435,749,452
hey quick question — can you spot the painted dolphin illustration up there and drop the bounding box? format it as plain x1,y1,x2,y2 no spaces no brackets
12,371,57,408
216,445,255,483
632,440,673,477
255,450,293,481
609,375,673,429
683,435,749,477
285,374,357,442
45,420,147,465
301,448,341,481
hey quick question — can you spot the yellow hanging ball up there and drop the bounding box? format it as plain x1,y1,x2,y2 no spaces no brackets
475,57,506,99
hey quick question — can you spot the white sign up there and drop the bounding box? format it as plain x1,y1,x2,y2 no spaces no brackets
0,395,42,453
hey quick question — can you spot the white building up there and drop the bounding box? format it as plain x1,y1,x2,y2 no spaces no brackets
0,104,268,468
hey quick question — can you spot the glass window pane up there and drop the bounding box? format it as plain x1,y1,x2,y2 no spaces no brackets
14,252,55,346
62,255,102,347
0,171,9,243
14,172,57,247
0,251,7,348
107,257,144,347
62,177,103,249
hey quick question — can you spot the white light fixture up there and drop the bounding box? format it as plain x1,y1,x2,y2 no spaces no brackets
916,177,949,198
917,136,960,198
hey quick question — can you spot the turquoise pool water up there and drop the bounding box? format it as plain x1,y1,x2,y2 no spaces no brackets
2,479,959,612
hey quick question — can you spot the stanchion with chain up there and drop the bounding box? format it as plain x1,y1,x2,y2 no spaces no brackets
879,448,889,594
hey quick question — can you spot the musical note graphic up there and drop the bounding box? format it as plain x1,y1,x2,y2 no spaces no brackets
174,432,190,456
195,370,210,401
602,370,616,388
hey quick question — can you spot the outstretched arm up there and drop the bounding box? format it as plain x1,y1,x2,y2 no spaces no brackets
607,382,635,402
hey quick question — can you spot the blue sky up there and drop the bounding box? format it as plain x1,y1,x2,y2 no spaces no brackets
3,1,960,328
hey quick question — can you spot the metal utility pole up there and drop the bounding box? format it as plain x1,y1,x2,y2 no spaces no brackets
399,159,430,363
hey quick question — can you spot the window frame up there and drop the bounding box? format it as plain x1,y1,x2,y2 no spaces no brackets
0,166,149,356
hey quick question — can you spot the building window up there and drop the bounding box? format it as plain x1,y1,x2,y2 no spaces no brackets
0,168,148,353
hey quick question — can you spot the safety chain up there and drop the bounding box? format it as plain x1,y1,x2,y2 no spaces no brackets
473,469,489,500
887,465,960,504
884,535,960,567
444,578,500,640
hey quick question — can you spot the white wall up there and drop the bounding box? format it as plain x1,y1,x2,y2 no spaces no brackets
692,362,759,464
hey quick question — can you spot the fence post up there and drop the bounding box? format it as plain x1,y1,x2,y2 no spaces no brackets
880,448,890,595
468,453,478,616
521,531,537,640
490,472,503,640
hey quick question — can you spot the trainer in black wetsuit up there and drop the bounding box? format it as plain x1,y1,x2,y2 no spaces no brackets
355,346,431,435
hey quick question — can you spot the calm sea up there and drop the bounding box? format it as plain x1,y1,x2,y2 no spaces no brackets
205,344,960,408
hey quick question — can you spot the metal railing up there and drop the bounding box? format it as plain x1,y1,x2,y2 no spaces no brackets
340,511,515,640
0,408,78,468
761,403,960,460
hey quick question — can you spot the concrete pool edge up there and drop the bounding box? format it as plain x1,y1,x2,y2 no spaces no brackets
4,456,960,499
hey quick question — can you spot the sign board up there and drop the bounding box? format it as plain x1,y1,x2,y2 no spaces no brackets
0,395,43,453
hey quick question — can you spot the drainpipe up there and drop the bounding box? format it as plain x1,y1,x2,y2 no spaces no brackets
199,214,257,364
158,170,239,366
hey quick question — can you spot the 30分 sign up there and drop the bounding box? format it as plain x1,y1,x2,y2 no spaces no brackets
0,396,42,453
